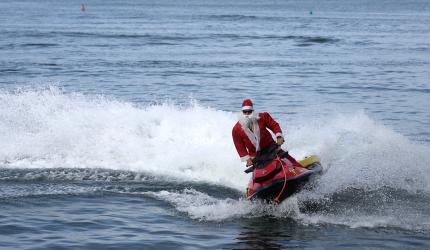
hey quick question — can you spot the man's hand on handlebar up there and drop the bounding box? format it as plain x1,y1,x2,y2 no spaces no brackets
246,159,253,167
276,136,284,146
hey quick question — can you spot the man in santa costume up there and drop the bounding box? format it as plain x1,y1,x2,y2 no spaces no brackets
232,99,299,167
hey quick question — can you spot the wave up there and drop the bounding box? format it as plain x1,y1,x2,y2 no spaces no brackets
201,14,284,22
127,187,429,231
4,29,339,47
1,87,429,230
0,87,244,189
1,87,429,191
0,168,149,182
0,182,99,199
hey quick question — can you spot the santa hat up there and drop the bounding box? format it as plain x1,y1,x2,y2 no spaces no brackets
241,99,254,111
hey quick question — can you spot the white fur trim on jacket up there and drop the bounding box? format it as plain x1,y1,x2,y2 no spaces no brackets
241,155,251,161
241,122,260,153
275,133,283,138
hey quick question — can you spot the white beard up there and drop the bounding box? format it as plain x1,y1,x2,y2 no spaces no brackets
238,111,259,129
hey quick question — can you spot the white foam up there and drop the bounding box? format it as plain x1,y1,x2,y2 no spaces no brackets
137,187,430,231
0,87,246,189
142,188,304,221
298,212,430,231
143,189,253,221
289,111,430,194
1,87,429,196
0,183,98,199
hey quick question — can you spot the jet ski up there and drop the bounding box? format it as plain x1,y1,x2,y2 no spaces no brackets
245,144,323,204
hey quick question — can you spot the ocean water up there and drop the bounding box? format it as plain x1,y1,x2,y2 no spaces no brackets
1,0,430,249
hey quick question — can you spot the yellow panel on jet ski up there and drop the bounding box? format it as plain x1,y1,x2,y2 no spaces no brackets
298,155,320,168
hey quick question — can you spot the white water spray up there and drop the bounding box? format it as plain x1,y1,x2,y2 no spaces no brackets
1,87,429,193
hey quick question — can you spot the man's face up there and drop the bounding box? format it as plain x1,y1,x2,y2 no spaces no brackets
242,109,253,118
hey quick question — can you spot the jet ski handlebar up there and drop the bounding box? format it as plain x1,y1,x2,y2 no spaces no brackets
244,165,255,173
244,144,283,174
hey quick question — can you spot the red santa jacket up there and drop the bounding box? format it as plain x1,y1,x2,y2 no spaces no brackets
232,112,283,161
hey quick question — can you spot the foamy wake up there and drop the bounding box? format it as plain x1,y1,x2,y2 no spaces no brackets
141,188,301,221
0,87,245,189
1,87,430,229
1,87,428,192
140,188,430,231
0,183,99,199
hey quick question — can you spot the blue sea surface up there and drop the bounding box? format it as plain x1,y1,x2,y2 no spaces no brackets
1,0,430,249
